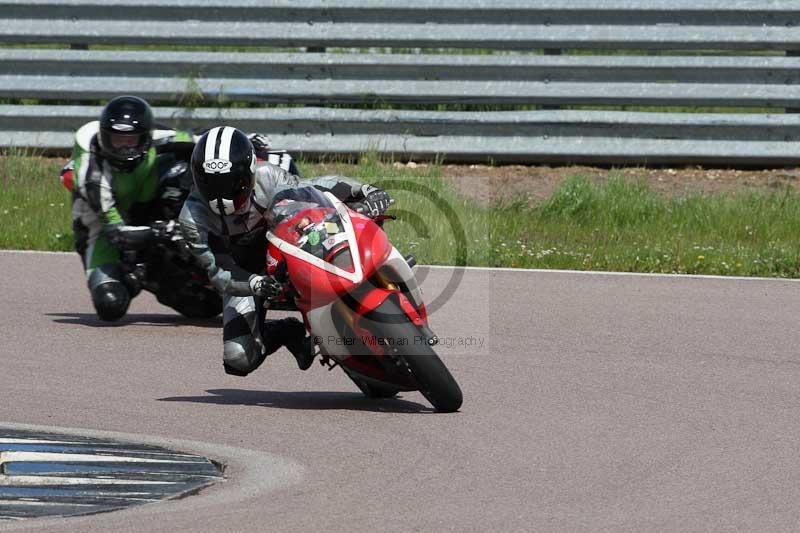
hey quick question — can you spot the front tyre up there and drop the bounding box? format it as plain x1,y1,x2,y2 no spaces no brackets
401,345,462,413
365,297,463,412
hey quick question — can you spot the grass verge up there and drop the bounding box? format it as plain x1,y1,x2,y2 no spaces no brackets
3,150,800,278
0,150,73,250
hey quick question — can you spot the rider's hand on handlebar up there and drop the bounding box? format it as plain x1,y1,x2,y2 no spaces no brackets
249,274,282,299
151,220,179,242
247,133,271,151
360,185,394,217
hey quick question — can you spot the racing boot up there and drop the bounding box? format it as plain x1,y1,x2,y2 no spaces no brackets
261,317,316,371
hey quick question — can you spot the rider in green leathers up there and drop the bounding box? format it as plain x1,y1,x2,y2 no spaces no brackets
67,95,196,321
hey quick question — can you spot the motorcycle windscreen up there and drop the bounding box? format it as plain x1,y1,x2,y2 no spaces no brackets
267,187,392,307
268,187,355,269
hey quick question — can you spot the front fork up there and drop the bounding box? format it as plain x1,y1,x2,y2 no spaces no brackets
347,276,438,354
310,252,438,368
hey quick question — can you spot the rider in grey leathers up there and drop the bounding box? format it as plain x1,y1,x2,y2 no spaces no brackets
179,126,393,376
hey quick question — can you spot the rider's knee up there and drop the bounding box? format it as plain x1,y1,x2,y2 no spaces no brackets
223,337,260,375
91,281,131,322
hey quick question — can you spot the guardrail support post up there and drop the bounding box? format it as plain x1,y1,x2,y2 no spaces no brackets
787,50,800,114
541,49,561,110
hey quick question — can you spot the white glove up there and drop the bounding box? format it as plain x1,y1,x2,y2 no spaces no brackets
249,274,281,298
247,133,271,151
360,185,394,217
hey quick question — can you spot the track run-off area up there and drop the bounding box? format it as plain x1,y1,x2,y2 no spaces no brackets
2,250,800,531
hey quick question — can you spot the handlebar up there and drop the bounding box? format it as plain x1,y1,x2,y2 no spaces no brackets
151,219,182,242
348,203,396,227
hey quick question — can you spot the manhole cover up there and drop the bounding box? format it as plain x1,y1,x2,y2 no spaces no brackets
0,428,223,521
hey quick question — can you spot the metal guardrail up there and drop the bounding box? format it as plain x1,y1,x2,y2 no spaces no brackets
1,1,800,165
2,50,799,107
2,0,800,50
2,0,799,26
5,50,799,83
3,105,800,166
1,21,798,50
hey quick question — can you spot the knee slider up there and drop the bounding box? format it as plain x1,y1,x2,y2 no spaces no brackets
223,341,252,374
92,282,131,322
223,337,265,376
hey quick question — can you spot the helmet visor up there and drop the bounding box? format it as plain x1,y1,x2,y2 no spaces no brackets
109,132,146,149
100,130,150,163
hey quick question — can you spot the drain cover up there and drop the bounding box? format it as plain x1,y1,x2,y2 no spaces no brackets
0,428,223,521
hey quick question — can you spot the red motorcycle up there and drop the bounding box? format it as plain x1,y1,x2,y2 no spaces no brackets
263,186,463,412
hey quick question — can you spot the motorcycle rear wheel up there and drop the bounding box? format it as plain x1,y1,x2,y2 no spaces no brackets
363,297,463,413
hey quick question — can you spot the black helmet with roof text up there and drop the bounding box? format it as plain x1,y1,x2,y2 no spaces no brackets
190,126,256,217
97,95,153,171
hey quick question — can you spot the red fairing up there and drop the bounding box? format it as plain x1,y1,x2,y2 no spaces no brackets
396,292,425,327
349,287,398,352
271,207,393,311
348,210,392,277
416,301,429,323
348,289,426,357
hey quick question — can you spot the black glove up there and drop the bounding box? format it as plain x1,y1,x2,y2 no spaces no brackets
249,274,282,299
247,133,271,151
360,185,394,217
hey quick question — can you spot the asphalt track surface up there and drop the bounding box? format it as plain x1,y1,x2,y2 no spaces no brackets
3,251,800,531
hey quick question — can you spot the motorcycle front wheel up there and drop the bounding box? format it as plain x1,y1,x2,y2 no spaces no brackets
362,296,463,413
